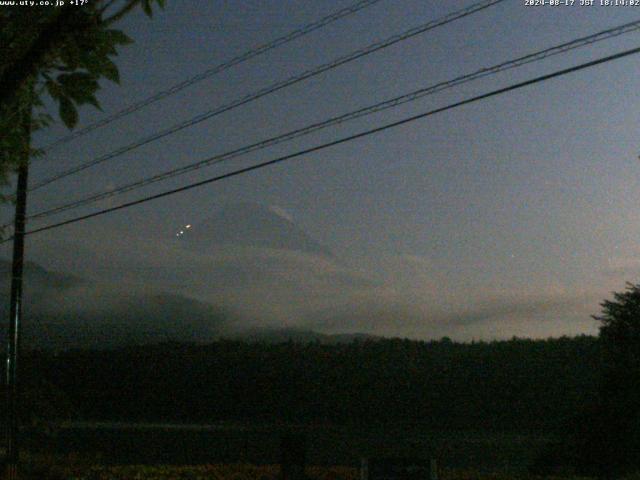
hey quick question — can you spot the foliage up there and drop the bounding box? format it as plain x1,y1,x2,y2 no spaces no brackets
17,336,605,474
15,458,606,480
24,336,600,431
13,333,636,476
18,462,358,480
576,283,640,477
15,461,604,480
594,282,640,374
0,0,165,184
20,451,102,480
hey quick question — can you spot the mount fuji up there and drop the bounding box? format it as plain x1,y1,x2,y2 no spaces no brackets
175,202,332,257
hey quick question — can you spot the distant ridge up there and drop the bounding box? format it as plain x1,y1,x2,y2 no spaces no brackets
0,260,229,350
227,326,378,344
0,260,373,350
0,259,82,290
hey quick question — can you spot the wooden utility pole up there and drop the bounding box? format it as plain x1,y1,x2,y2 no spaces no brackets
4,100,31,480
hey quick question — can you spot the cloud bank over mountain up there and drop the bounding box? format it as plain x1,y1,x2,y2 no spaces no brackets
0,260,230,349
3,201,613,347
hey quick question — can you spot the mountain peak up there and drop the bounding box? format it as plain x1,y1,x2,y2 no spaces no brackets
177,202,332,257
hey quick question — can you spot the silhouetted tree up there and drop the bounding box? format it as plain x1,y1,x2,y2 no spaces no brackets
595,283,640,375
579,283,640,477
0,0,166,202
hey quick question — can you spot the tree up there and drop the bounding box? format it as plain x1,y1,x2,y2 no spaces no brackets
1,2,166,476
581,283,640,476
595,282,640,374
0,0,166,186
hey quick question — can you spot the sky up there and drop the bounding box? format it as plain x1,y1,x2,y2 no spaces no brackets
3,0,640,341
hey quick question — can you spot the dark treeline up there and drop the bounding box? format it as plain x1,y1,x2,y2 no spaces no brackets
21,335,601,432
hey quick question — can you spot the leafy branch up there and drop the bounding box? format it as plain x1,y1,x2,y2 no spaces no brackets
0,0,165,178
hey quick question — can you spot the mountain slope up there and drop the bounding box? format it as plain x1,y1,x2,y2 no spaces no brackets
177,202,332,257
0,260,230,350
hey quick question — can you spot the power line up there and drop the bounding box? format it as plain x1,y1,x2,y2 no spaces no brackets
24,18,640,223
9,44,640,242
29,0,506,192
40,0,385,152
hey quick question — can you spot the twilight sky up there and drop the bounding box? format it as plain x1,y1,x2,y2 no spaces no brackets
3,0,640,341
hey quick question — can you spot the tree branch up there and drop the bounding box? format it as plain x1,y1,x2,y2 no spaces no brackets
0,10,77,112
103,0,141,26
98,0,120,17
0,11,60,80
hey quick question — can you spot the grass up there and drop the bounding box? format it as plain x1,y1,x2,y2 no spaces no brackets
14,424,604,479
18,461,597,480
43,423,551,473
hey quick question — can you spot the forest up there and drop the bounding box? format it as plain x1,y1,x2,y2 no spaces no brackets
3,327,639,476
20,335,601,430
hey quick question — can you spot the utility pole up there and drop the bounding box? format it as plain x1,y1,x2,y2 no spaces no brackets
4,99,31,480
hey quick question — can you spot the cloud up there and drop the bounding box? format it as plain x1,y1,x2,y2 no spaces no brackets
604,255,640,278
398,254,434,269
23,226,380,322
18,226,611,341
297,284,602,340
447,295,589,327
268,205,294,222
